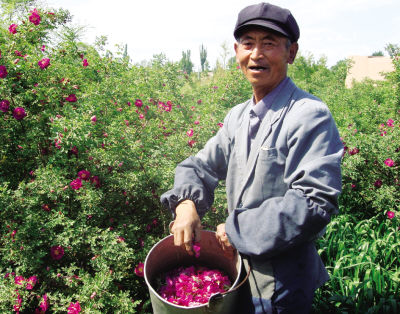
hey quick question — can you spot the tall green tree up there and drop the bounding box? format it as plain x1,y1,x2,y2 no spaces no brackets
199,44,209,72
180,49,193,74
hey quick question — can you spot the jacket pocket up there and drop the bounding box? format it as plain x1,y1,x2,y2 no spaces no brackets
256,147,286,198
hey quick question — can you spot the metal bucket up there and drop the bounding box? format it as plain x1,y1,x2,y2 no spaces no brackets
144,230,243,313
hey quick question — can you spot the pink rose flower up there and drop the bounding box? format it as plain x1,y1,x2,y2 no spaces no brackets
384,158,394,167
91,175,101,188
0,65,8,78
67,301,81,314
42,204,51,212
188,140,196,148
29,8,41,25
134,262,144,277
164,101,172,112
50,245,64,260
158,265,231,307
26,276,38,290
78,170,91,181
374,179,382,188
82,59,89,67
54,138,62,149
15,275,25,285
135,99,143,107
387,119,394,127
39,294,49,312
14,293,22,312
38,58,50,69
193,242,201,258
139,113,144,119
65,94,77,102
9,24,18,34
387,211,395,219
186,128,194,137
13,107,27,120
217,122,224,128
348,148,359,155
70,178,82,190
0,99,10,112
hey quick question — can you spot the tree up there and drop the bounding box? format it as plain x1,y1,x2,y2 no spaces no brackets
217,41,232,70
180,49,193,74
199,44,209,72
371,51,384,56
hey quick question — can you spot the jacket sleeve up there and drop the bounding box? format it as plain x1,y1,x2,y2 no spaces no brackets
225,102,343,259
160,109,234,218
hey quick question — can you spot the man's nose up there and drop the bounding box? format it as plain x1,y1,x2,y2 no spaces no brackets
250,44,264,59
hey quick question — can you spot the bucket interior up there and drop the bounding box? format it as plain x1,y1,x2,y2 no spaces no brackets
144,230,241,305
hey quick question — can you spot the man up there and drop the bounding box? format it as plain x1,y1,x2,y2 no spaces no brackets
161,3,343,313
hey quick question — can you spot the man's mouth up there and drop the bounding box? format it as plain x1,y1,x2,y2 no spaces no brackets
248,65,268,71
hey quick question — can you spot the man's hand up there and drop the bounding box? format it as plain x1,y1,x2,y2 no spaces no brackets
216,223,235,259
170,200,201,256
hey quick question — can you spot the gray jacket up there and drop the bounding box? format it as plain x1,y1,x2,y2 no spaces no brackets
161,78,343,308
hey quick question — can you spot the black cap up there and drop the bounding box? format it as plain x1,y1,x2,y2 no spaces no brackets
234,3,300,42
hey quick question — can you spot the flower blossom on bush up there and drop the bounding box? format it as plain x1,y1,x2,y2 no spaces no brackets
29,8,41,25
42,204,51,211
0,65,8,78
82,59,89,67
134,262,144,277
14,292,22,313
0,99,10,112
91,175,101,188
135,99,143,107
15,275,25,285
78,170,91,181
186,128,194,137
387,119,394,127
384,158,394,167
26,275,38,290
38,58,50,69
90,115,97,123
37,294,49,313
67,301,81,314
348,148,359,155
217,122,223,128
9,24,18,34
374,179,382,188
13,107,27,120
158,265,231,307
387,211,395,219
70,178,82,190
50,245,64,260
65,94,77,102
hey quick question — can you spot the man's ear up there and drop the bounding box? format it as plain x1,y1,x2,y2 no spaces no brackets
234,42,239,63
288,42,299,64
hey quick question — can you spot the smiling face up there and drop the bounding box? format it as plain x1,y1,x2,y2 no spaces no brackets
234,27,298,102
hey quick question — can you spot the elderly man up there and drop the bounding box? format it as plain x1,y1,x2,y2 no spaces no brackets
161,2,343,313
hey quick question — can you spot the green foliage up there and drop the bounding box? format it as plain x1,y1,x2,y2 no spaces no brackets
199,44,208,73
0,2,399,313
179,49,193,75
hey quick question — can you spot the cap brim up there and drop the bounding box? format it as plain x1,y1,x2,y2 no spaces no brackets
234,19,290,40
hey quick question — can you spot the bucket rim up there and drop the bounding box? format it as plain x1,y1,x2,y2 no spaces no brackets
144,230,242,309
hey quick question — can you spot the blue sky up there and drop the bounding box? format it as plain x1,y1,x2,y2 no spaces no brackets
46,0,400,69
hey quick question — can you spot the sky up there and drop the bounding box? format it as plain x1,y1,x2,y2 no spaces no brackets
44,0,400,69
